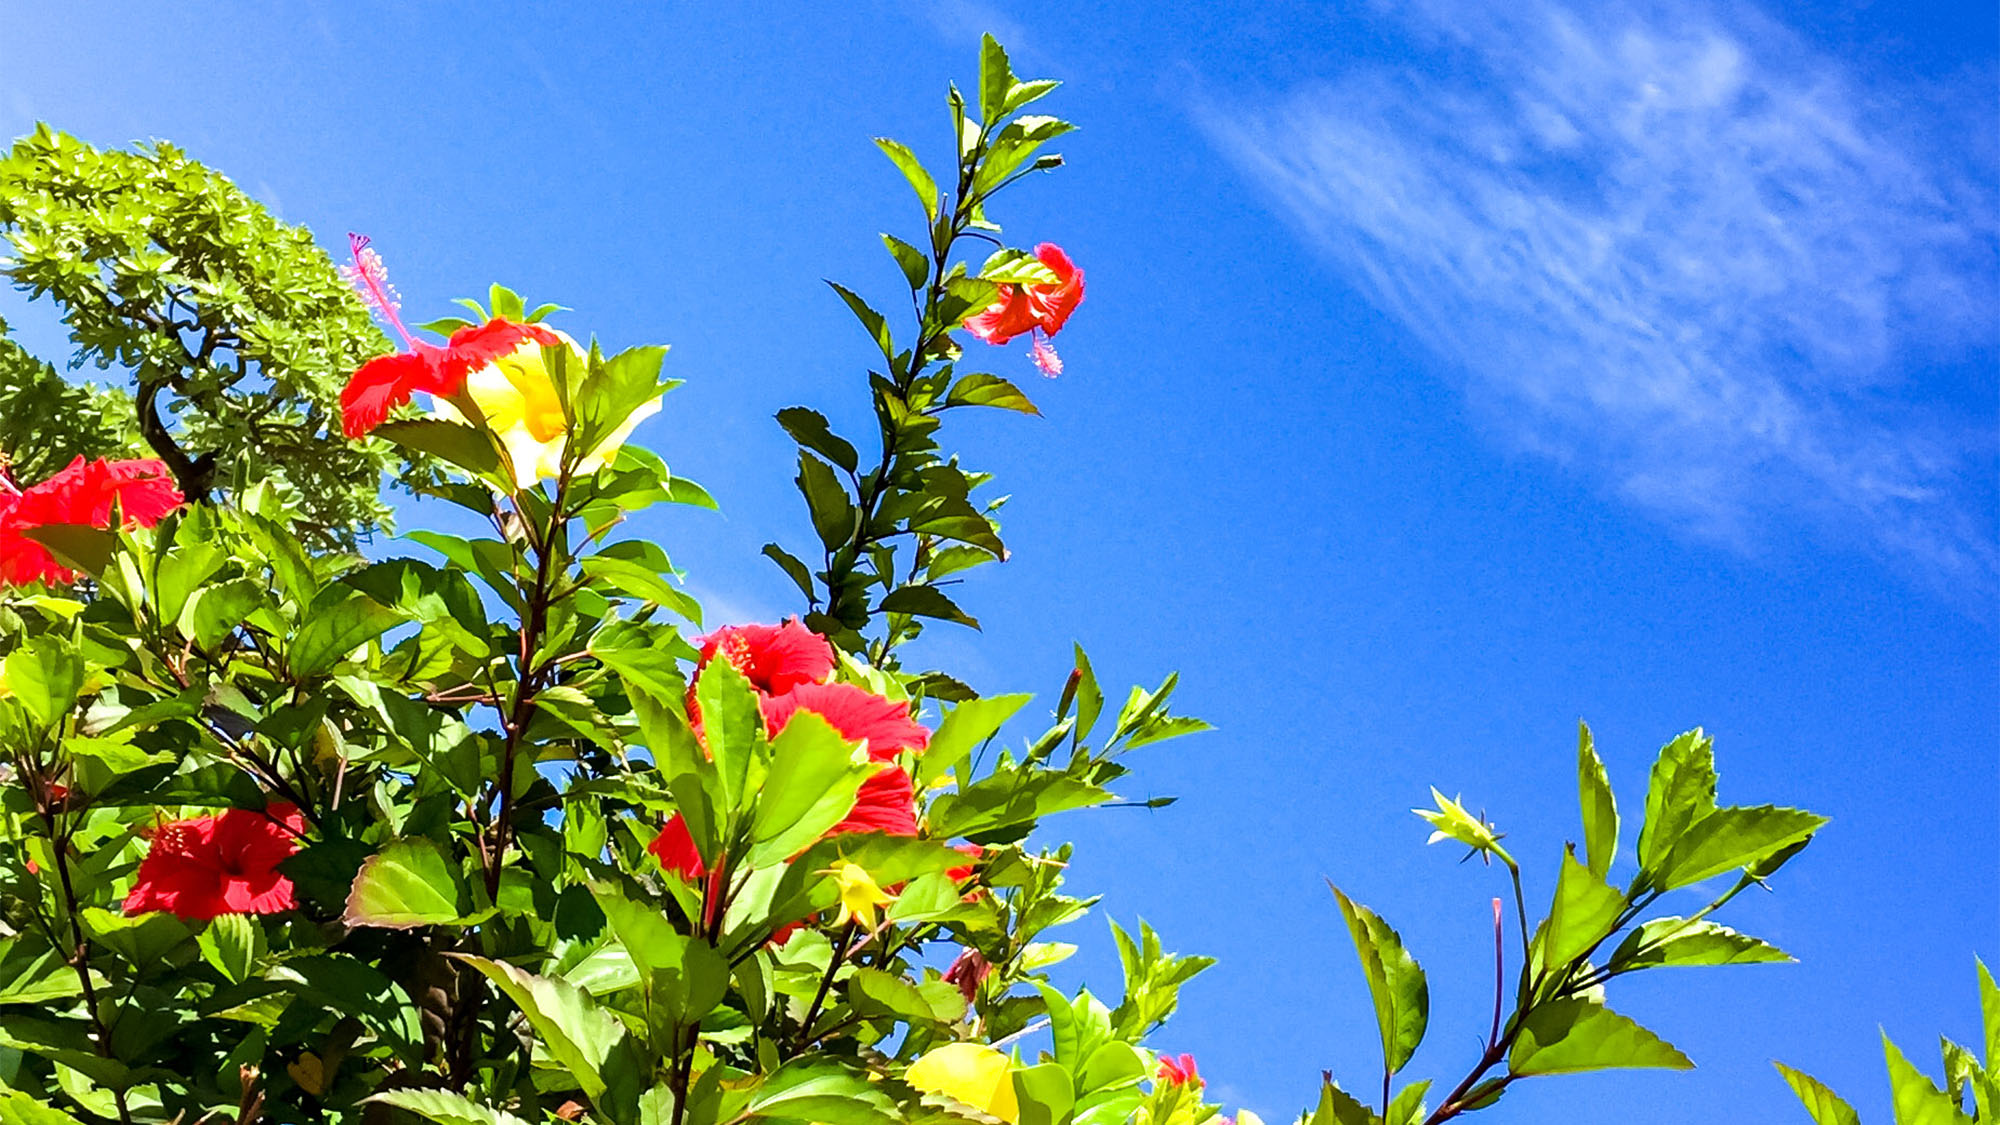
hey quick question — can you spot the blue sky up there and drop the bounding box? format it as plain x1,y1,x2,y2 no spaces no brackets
3,2,1995,1121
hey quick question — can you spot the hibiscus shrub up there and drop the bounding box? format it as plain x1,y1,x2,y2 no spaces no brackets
0,34,1829,1125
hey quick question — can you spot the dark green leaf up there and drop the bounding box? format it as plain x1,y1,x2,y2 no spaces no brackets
796,451,856,550
827,281,892,359
372,417,500,477
776,407,859,473
879,584,980,628
457,955,642,1108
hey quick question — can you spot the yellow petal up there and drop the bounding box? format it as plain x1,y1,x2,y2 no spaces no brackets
906,1043,1018,1124
829,862,894,929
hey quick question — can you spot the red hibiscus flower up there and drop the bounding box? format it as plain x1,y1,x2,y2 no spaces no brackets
761,682,930,762
0,457,183,588
337,234,562,437
1156,1053,1202,1087
698,620,837,697
122,804,305,922
963,242,1084,377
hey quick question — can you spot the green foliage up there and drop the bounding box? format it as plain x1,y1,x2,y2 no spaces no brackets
1775,965,1997,1123
0,32,1855,1125
0,126,423,544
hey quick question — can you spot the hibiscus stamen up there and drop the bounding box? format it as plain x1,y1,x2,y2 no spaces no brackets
342,232,418,350
1029,334,1063,378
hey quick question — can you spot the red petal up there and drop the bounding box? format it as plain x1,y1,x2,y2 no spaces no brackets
649,815,707,880
963,285,1040,345
761,682,930,761
827,766,918,837
697,620,837,696
341,351,439,436
438,319,562,384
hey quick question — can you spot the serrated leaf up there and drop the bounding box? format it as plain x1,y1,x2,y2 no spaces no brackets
372,417,500,477
874,138,938,222
979,33,1016,124
365,1090,535,1125
1654,805,1827,890
947,372,1040,414
1543,847,1627,967
1774,1063,1861,1125
1883,1034,1969,1125
343,838,468,928
918,692,1031,786
1508,999,1692,1075
456,955,640,1107
796,450,855,551
776,407,859,473
1608,918,1791,972
1330,884,1428,1074
1637,728,1717,870
879,584,979,629
290,593,403,678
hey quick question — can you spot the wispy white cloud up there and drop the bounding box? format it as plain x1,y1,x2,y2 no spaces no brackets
1198,0,1998,593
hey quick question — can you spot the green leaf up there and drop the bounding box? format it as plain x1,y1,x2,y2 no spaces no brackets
796,450,856,551
2,637,81,728
372,417,500,477
0,1089,87,1125
80,908,193,968
882,233,930,291
1330,884,1428,1074
593,886,728,1031
20,525,116,579
1636,728,1717,870
1306,1076,1374,1125
946,372,1041,414
762,542,817,602
1012,1061,1075,1125
1976,959,1998,1066
1774,1062,1861,1125
1543,847,1627,967
365,1090,535,1125
1608,918,1791,973
457,955,641,1108
743,1059,900,1125
747,710,875,867
827,281,892,359
918,692,1031,786
185,578,264,648
343,838,469,928
290,592,403,678
1388,1080,1432,1125
694,654,764,818
776,407,859,473
979,34,1017,124
197,914,262,984
873,138,938,222
1653,805,1827,890
1507,999,1692,1075
1578,721,1618,878
978,247,1062,286
879,584,980,629
1883,1034,1969,1125
578,555,703,623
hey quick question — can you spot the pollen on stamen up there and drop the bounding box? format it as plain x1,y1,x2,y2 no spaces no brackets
342,232,416,348
1029,334,1064,378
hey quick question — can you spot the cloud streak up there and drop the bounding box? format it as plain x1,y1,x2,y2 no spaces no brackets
1199,0,1998,593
